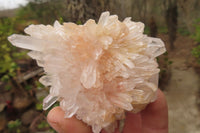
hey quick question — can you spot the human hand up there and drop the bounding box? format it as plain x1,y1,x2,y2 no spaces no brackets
47,89,168,133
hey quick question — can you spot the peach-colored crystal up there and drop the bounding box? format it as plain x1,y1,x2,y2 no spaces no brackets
8,11,166,133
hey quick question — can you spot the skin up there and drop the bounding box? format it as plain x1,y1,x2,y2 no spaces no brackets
47,89,168,133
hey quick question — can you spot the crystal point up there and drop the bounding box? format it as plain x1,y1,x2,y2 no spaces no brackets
8,34,45,51
43,95,58,110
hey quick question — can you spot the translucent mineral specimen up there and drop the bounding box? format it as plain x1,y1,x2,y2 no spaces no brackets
8,11,166,133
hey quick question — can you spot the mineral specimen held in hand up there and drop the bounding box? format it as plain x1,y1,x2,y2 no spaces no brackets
8,11,166,133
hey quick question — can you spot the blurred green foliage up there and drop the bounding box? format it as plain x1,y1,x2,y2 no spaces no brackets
37,120,50,129
192,45,200,63
178,28,190,36
159,52,173,73
36,103,43,111
158,26,168,34
35,81,45,89
17,0,65,24
25,84,33,91
192,18,200,64
7,119,22,132
192,18,200,42
36,96,44,111
144,26,150,35
0,17,26,85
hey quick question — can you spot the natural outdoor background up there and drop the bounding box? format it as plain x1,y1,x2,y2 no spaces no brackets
0,0,200,133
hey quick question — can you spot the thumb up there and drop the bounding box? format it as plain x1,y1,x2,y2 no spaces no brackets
141,89,168,133
47,106,92,133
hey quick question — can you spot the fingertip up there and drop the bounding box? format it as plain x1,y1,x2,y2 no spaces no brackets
47,106,63,124
47,106,66,133
47,106,92,133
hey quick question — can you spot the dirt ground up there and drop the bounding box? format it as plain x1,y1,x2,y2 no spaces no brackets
159,34,200,133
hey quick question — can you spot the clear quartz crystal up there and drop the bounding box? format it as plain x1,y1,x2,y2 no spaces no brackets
43,95,58,110
64,106,79,118
8,11,166,133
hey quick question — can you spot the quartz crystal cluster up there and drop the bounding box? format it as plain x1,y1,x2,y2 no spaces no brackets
8,11,166,133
